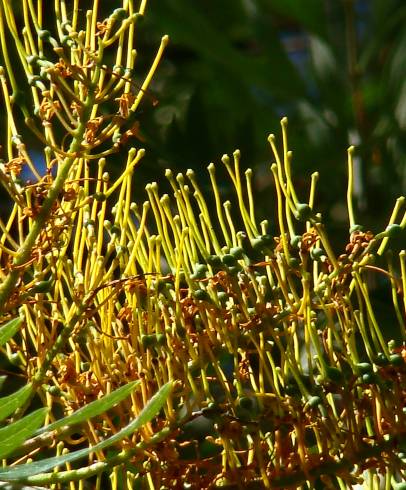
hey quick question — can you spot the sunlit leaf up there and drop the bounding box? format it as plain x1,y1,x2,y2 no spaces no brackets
0,317,22,346
0,384,33,423
0,408,47,460
0,381,173,481
35,380,140,434
309,36,339,81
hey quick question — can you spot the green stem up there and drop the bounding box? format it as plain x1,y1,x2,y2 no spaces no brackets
0,41,104,315
0,144,82,314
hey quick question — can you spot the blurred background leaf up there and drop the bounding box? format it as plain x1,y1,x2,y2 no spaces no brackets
131,0,406,242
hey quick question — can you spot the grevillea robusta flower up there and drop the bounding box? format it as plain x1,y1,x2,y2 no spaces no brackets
0,2,405,489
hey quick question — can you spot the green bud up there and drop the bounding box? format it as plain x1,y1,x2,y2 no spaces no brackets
157,279,168,294
251,234,273,253
375,352,389,366
389,354,403,366
230,246,244,259
307,396,322,408
111,8,127,20
156,333,166,346
199,439,223,458
361,372,378,384
217,291,228,305
94,192,107,202
288,257,300,268
37,29,51,40
295,203,312,222
60,34,74,46
141,334,155,349
222,254,237,266
238,232,261,261
115,246,127,257
27,75,41,87
355,362,373,374
325,366,343,384
310,247,324,261
113,65,125,77
228,264,242,275
385,224,403,238
60,20,71,31
260,234,273,246
26,55,40,66
48,386,62,396
349,224,363,234
202,402,221,419
191,264,208,280
84,219,96,228
110,225,121,236
238,396,256,411
256,275,268,286
250,238,263,252
206,255,222,268
193,289,211,302
290,235,301,248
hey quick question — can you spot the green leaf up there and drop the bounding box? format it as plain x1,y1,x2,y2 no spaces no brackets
0,317,22,346
150,1,305,98
0,381,172,481
36,380,140,434
0,384,33,422
0,408,47,459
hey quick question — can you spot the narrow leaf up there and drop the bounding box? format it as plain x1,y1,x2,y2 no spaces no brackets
0,317,22,346
36,380,140,434
0,381,172,481
0,384,33,422
0,408,47,459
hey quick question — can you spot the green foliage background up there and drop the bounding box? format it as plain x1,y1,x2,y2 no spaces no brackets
130,0,406,237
